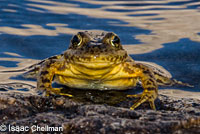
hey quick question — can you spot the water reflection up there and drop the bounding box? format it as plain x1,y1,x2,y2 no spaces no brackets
0,52,38,94
133,38,200,89
0,0,199,98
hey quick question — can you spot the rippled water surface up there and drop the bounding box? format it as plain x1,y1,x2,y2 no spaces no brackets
0,0,200,97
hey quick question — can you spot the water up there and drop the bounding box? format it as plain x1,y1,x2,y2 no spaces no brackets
0,0,200,97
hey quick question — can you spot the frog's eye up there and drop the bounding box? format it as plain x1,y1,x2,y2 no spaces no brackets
111,36,120,48
71,35,82,47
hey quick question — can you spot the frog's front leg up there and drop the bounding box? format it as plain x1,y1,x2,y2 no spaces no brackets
37,59,72,97
125,63,158,110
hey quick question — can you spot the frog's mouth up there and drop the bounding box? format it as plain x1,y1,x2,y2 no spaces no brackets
65,50,128,69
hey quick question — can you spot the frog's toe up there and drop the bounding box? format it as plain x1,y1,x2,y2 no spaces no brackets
127,94,142,98
127,91,156,110
59,93,73,97
149,99,156,110
47,88,73,97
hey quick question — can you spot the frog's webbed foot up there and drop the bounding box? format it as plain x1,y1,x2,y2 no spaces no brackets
127,90,157,110
124,63,158,110
45,88,73,97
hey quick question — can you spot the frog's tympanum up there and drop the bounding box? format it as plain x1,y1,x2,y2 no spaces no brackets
29,31,191,110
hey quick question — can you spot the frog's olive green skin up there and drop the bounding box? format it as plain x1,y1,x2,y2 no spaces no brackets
30,31,191,110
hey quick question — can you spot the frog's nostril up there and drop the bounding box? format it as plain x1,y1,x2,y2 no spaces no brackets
89,42,102,46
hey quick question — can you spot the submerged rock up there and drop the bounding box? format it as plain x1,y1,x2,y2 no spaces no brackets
0,91,200,134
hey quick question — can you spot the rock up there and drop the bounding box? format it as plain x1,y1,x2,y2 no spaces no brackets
0,91,200,134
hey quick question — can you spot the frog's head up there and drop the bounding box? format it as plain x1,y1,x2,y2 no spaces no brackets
64,31,128,68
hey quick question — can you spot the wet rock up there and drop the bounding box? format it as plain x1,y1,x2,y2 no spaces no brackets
0,92,200,134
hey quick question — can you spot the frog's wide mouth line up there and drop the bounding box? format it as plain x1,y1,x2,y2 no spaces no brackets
68,59,125,66
70,61,121,69
66,55,127,64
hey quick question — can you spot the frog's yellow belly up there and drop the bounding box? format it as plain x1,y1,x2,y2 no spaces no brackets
55,75,138,90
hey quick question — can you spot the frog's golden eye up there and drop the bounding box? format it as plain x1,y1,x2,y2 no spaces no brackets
111,36,120,48
71,35,82,47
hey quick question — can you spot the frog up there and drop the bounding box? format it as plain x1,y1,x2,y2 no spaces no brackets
24,31,192,110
